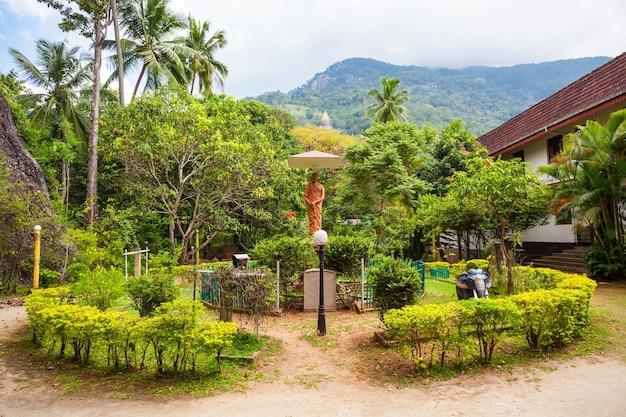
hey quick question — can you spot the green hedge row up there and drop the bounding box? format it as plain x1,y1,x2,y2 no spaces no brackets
25,288,237,374
385,274,597,369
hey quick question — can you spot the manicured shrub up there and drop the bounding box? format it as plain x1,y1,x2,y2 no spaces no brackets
37,304,110,364
368,256,423,324
250,235,316,279
461,298,521,363
386,302,469,369
126,273,180,317
71,267,126,311
510,289,587,350
324,234,374,278
25,287,73,345
25,293,239,374
250,235,317,305
465,259,489,270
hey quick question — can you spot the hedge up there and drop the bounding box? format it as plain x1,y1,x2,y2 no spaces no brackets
384,270,597,369
25,288,238,374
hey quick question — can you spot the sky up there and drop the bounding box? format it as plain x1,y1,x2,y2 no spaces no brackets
0,0,625,99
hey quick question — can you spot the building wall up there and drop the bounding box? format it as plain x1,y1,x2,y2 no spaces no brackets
501,133,578,244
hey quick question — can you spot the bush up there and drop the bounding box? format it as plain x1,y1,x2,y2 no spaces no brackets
23,294,239,373
461,298,521,363
39,268,60,288
250,236,316,278
368,256,423,324
126,273,180,317
250,236,317,304
71,267,126,311
510,289,588,350
465,259,489,270
386,302,469,368
325,234,374,278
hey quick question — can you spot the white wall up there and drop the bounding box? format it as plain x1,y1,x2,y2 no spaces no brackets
502,137,578,243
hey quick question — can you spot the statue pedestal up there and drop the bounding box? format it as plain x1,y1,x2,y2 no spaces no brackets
303,268,337,312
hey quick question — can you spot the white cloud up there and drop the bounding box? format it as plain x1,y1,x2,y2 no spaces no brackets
0,0,56,20
2,0,624,98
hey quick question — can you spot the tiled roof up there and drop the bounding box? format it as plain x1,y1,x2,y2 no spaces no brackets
479,52,626,155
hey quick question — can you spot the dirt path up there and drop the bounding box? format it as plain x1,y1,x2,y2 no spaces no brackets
1,305,626,417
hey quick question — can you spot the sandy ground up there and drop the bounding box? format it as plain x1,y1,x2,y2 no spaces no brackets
1,304,626,417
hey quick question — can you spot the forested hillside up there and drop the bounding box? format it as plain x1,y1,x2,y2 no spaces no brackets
253,56,611,136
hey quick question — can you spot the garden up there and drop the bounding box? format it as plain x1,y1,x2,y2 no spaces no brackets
8,244,601,399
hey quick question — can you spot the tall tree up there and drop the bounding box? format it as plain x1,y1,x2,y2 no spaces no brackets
337,121,429,255
365,77,409,123
178,16,228,96
106,0,190,98
10,40,91,206
539,109,626,280
100,86,299,262
36,0,113,227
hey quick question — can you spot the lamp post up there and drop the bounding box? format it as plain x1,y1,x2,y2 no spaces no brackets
313,229,328,336
33,225,42,289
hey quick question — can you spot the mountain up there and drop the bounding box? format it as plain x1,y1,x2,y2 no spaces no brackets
252,56,612,136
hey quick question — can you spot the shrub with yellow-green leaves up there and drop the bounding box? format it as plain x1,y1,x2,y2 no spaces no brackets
510,289,589,350
24,286,72,345
461,298,521,363
385,270,596,369
386,302,469,369
465,259,489,271
24,293,238,374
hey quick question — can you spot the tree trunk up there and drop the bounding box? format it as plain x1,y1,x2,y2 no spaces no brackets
86,13,106,227
61,158,70,208
111,0,124,106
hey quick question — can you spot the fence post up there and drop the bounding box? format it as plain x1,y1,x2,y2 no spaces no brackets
276,260,280,311
134,247,141,277
361,258,365,312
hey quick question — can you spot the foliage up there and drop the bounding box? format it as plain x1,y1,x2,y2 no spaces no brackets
100,87,301,263
176,16,228,96
324,234,374,278
461,298,520,363
0,157,54,293
70,267,125,311
290,125,359,154
367,256,423,324
419,120,489,196
341,121,429,215
125,273,180,317
365,77,409,123
24,291,239,374
105,0,188,98
386,302,470,369
465,259,489,270
385,269,595,370
9,39,91,207
449,157,551,294
250,235,316,279
510,289,590,350
539,109,626,280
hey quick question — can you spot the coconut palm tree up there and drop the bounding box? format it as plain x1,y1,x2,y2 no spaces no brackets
10,40,91,206
178,16,228,96
106,0,191,99
366,77,410,123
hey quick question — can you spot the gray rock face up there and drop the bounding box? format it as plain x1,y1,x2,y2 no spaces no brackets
0,93,49,195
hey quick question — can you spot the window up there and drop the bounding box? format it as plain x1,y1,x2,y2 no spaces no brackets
547,135,563,162
512,150,524,161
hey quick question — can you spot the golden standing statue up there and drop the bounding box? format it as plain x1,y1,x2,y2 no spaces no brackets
303,172,325,235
